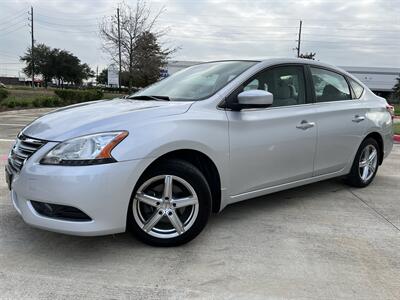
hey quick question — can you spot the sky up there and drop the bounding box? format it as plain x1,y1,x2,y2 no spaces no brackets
0,0,399,77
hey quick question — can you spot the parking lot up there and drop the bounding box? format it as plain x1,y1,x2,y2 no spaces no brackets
0,108,399,299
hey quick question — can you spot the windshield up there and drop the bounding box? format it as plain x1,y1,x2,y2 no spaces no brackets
132,61,257,101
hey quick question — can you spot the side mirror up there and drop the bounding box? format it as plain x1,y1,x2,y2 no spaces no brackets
237,90,273,108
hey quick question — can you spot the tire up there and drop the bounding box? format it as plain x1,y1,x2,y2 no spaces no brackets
345,138,380,188
127,159,212,246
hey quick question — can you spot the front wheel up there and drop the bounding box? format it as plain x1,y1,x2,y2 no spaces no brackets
127,159,211,246
345,138,380,187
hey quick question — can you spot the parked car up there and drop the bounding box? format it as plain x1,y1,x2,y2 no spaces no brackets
6,58,394,246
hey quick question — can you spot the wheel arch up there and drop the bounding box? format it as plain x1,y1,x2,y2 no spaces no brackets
139,149,222,213
363,132,384,165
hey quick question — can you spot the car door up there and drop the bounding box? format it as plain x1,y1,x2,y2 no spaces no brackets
309,66,367,175
226,64,318,197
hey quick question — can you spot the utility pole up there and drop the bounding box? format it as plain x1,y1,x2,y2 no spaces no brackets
29,6,35,88
117,7,122,91
296,20,302,58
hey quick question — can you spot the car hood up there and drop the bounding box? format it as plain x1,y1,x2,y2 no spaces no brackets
22,98,193,141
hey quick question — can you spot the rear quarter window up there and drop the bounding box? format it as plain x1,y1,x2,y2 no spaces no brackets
348,78,364,99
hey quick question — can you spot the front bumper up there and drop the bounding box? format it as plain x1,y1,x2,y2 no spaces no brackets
7,142,152,236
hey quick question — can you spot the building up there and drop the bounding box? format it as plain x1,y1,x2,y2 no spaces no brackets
0,76,21,85
341,66,399,100
166,61,400,100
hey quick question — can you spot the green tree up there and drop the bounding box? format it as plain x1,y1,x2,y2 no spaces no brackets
21,44,94,88
97,69,108,84
393,76,400,99
299,52,316,60
132,31,169,87
20,44,55,87
74,63,95,85
100,1,176,90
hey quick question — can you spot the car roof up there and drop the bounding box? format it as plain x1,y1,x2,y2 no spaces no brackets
257,57,338,69
202,58,347,73
256,58,364,85
198,58,365,86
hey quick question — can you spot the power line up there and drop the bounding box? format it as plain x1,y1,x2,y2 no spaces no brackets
168,26,396,42
303,25,400,33
36,9,111,20
35,13,105,21
164,34,400,48
0,50,21,57
159,11,399,24
0,14,26,31
169,28,298,37
35,23,98,34
302,32,399,40
161,19,400,33
301,39,400,46
35,19,99,27
0,66,24,71
166,35,297,42
0,24,26,38
162,20,299,29
0,9,26,26
35,15,398,42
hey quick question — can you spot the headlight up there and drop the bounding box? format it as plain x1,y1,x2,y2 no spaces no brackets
40,131,128,165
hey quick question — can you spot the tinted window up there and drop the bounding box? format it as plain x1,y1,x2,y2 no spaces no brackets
242,66,306,107
348,78,364,99
310,67,351,102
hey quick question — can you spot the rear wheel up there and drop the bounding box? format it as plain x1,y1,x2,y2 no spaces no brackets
345,138,380,187
127,159,211,246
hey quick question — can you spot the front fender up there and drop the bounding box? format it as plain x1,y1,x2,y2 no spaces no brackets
110,109,231,210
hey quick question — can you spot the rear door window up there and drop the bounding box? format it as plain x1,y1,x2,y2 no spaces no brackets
310,67,351,102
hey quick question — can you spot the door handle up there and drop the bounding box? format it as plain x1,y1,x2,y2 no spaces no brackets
296,120,315,130
352,115,365,123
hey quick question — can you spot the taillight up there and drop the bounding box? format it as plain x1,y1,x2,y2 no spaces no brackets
386,105,395,119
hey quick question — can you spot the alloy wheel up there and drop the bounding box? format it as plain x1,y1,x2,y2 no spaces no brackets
358,144,378,182
132,175,199,239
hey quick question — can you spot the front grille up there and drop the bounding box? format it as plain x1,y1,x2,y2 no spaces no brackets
8,133,47,173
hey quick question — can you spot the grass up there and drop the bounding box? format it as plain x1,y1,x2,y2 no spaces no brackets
394,123,400,135
6,85,125,99
103,92,127,99
393,104,400,116
0,86,126,111
7,88,54,100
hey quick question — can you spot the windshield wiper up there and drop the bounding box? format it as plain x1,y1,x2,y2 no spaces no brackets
127,95,170,101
